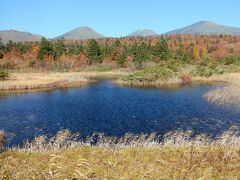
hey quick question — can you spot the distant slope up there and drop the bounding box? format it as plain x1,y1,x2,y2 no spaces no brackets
0,30,43,43
55,26,105,40
128,29,158,37
165,21,240,35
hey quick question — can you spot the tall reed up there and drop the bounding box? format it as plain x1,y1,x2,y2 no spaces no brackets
1,129,240,179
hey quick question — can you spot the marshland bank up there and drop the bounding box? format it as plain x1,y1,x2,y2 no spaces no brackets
0,71,125,92
1,69,240,108
0,67,235,91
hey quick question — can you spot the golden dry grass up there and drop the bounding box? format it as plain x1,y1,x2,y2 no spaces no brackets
0,72,88,91
192,73,240,84
1,129,240,179
0,130,4,152
204,73,240,106
0,71,124,91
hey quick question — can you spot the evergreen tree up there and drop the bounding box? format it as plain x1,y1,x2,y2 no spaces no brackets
37,37,53,62
175,44,189,63
113,39,121,47
117,49,127,67
66,43,83,56
53,38,66,60
132,43,148,69
0,39,4,59
86,39,102,65
16,42,32,55
0,68,9,80
155,36,172,61
111,39,122,61
102,38,112,57
5,40,14,52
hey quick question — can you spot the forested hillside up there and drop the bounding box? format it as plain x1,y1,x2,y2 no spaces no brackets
1,35,240,71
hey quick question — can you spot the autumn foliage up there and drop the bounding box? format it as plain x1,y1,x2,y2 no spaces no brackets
0,34,240,70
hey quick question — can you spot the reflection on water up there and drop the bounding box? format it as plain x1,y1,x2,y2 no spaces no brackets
0,80,239,146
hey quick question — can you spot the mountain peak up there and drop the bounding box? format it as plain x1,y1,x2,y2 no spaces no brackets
55,26,105,40
195,21,214,25
128,29,158,37
72,26,93,31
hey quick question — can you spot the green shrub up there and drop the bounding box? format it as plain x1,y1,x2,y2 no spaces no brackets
194,64,224,77
82,64,113,72
0,62,14,69
0,68,9,80
29,60,36,68
122,66,173,82
95,64,113,72
222,55,240,65
117,51,127,67
162,60,182,72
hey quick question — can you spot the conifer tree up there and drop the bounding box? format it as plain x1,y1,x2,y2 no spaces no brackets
86,39,102,65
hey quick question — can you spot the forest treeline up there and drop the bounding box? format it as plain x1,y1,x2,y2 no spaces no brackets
0,34,240,72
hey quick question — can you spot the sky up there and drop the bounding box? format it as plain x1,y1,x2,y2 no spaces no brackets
1,0,240,38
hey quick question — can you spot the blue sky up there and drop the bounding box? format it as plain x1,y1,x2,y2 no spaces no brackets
1,0,240,38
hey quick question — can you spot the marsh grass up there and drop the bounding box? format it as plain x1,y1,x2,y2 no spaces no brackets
0,130,4,152
205,85,240,107
204,73,240,107
0,72,90,91
116,65,228,88
1,129,240,179
0,71,125,91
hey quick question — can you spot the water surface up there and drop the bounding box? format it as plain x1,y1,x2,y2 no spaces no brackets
0,80,239,146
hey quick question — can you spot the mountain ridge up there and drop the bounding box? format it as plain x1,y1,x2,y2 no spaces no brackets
165,21,240,35
0,30,44,43
1,21,240,43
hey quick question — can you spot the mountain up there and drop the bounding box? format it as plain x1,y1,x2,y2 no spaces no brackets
128,29,158,37
0,30,43,43
55,26,105,40
165,21,240,35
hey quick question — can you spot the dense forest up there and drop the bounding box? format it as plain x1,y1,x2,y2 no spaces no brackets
1,35,240,74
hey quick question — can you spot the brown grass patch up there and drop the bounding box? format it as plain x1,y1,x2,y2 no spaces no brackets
0,72,89,91
0,71,124,92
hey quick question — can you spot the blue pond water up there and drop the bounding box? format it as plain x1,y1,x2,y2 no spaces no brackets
0,80,239,146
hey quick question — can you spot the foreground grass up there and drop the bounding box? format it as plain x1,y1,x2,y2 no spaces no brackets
0,130,240,179
1,146,240,179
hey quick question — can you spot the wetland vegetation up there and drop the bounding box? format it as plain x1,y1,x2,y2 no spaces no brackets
1,35,240,179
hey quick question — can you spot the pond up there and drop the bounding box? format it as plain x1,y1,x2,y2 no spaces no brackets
0,79,240,146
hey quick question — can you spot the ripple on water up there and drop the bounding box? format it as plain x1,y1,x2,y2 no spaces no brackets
0,80,239,146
